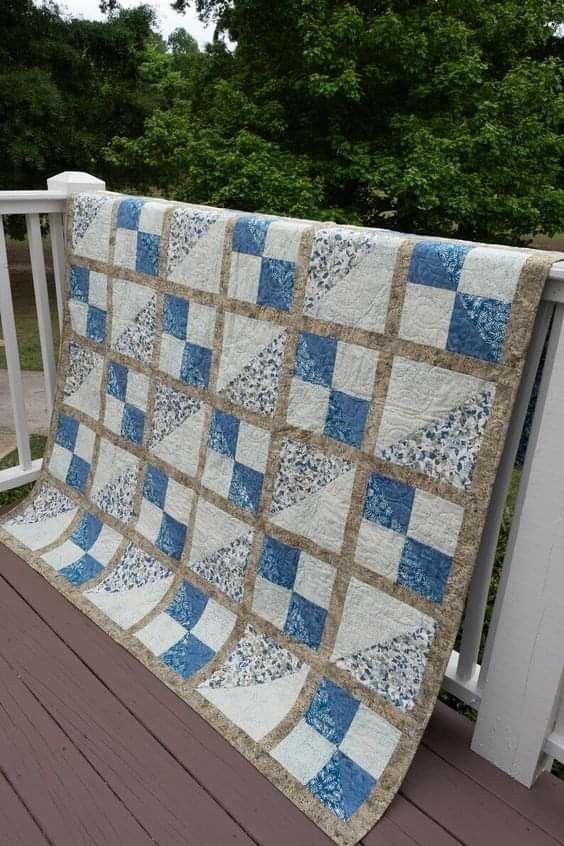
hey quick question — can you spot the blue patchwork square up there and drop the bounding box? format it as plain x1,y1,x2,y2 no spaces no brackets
447,292,511,363
143,464,168,509
208,409,240,458
408,242,472,290
229,462,264,513
307,750,376,821
180,342,212,388
66,455,90,492
233,216,270,255
136,231,160,276
257,257,295,312
70,265,89,302
166,580,209,629
107,361,128,401
156,512,187,560
258,536,300,588
161,633,215,679
86,306,106,344
284,593,327,650
305,678,360,745
56,414,79,452
363,472,415,534
60,554,104,586
325,390,370,449
295,332,338,388
72,512,102,549
117,197,143,230
163,294,189,339
121,403,145,445
397,538,452,604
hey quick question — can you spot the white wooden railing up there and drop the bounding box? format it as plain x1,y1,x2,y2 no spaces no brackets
0,171,562,786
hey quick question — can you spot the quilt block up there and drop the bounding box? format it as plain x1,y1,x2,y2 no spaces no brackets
1,189,557,846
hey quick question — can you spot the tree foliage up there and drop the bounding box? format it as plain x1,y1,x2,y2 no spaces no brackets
2,0,563,243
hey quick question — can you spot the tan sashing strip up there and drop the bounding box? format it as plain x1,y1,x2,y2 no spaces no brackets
1,192,562,846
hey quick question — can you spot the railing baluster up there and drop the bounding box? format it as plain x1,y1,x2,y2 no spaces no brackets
48,212,65,330
25,213,57,413
454,300,554,683
0,215,32,471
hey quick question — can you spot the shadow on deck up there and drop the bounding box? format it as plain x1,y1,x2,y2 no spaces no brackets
0,541,563,846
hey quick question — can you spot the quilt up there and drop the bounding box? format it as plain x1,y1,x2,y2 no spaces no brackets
0,191,558,844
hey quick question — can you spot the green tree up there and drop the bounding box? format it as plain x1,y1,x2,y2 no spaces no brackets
110,0,564,242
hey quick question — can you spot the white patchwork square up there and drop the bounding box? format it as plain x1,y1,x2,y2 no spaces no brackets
104,395,124,433
125,370,149,410
191,601,235,651
252,576,292,629
159,334,185,379
235,421,270,473
137,499,164,543
69,300,88,335
264,220,306,263
271,719,336,784
408,490,464,557
49,444,73,480
294,553,335,609
458,247,526,303
202,449,234,500
42,539,83,571
286,378,330,433
136,612,185,655
399,284,455,349
88,272,107,309
163,479,194,523
73,425,95,462
114,228,138,270
332,341,379,400
186,301,217,348
89,525,122,563
228,252,263,303
339,704,400,780
138,201,168,235
355,519,405,579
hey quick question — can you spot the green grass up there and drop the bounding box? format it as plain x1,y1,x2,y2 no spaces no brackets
0,435,47,511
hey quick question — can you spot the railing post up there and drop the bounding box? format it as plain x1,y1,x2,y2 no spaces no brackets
471,303,564,785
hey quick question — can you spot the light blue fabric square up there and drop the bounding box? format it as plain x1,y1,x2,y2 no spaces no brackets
136,231,160,276
324,390,369,448
71,513,102,550
166,580,208,629
284,593,327,650
208,409,239,458
408,241,472,291
56,413,79,451
180,342,212,387
121,403,145,445
107,361,128,402
70,265,89,302
66,455,90,492
397,537,452,604
86,306,106,343
60,553,103,586
161,632,215,678
143,464,168,509
163,294,189,340
156,512,187,560
306,750,376,821
258,536,300,589
232,215,270,255
447,292,511,363
117,197,143,230
229,462,263,513
257,257,295,311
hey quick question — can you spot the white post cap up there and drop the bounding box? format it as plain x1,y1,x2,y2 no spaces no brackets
46,171,106,195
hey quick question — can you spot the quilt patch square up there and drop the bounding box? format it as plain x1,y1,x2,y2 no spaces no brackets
202,410,269,514
287,332,378,448
114,198,169,276
228,217,309,312
104,361,149,445
71,193,114,263
253,536,335,650
167,206,230,292
303,228,404,333
111,278,157,366
69,264,107,343
356,470,464,604
63,342,104,421
331,577,437,711
375,356,495,490
136,580,236,678
42,512,122,586
90,439,139,523
136,464,194,559
49,413,95,493
159,293,216,388
272,678,400,820
401,241,525,362
148,382,206,478
2,484,78,551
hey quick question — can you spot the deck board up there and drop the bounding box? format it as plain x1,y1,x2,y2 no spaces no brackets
1,542,564,846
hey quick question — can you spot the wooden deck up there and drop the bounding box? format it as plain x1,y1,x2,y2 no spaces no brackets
0,542,563,846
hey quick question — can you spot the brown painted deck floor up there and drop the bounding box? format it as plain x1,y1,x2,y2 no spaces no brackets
0,542,563,846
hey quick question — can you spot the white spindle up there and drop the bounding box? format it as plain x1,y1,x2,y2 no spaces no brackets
48,212,65,329
25,213,57,412
455,300,554,683
471,303,564,784
0,215,32,471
